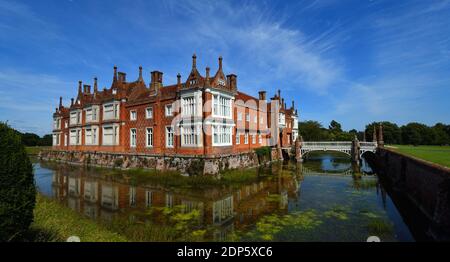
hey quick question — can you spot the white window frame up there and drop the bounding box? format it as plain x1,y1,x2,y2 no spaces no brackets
165,104,173,117
212,92,232,119
145,107,153,119
166,126,174,148
130,128,137,148
236,131,240,144
252,134,256,144
85,106,98,123
146,127,153,147
102,124,119,146
130,110,137,121
245,113,250,122
244,132,249,145
212,124,232,146
69,110,81,126
103,102,120,120
181,125,202,147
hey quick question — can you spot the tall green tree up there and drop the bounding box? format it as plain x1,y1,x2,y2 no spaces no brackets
298,121,330,141
0,122,36,241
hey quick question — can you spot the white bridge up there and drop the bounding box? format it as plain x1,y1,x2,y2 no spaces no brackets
300,141,377,159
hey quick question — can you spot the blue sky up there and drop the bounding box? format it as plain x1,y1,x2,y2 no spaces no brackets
1,0,449,136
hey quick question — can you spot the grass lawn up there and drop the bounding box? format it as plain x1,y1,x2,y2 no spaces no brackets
387,145,450,168
25,146,50,155
26,194,127,242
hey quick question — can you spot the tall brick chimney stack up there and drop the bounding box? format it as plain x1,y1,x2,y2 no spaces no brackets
59,96,62,108
78,81,82,94
117,72,126,82
258,91,266,101
226,74,237,91
192,54,197,69
281,98,285,109
113,66,117,82
278,89,281,98
150,71,163,91
138,66,143,82
177,73,181,87
93,77,98,93
206,67,210,80
83,84,91,93
218,56,223,70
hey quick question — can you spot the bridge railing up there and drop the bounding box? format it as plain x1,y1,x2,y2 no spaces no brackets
302,141,352,148
359,142,377,147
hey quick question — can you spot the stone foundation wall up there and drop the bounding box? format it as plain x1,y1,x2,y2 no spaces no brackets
377,148,450,240
39,149,265,175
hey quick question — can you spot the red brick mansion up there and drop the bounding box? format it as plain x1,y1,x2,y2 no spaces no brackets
51,55,299,157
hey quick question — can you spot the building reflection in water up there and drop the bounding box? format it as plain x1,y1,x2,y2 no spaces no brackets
45,162,301,241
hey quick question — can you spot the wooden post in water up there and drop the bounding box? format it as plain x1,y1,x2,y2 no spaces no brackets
351,135,361,164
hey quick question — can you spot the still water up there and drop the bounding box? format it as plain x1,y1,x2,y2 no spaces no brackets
33,153,414,242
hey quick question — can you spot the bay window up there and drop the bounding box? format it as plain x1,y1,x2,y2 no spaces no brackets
85,106,98,123
102,124,119,146
212,125,232,146
212,94,231,118
182,96,196,117
103,102,120,120
181,125,201,146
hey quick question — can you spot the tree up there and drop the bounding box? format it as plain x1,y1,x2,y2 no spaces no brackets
38,134,52,146
20,133,40,147
298,121,330,141
432,123,450,145
0,122,36,241
401,122,430,145
328,120,342,133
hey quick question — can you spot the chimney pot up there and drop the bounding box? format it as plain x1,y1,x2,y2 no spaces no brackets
59,96,62,107
78,81,82,94
206,67,210,79
218,56,223,69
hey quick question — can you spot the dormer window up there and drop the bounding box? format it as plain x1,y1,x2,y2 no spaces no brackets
189,79,197,85
112,88,117,95
218,79,225,86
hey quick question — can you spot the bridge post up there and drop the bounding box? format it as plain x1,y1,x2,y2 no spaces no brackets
351,135,360,163
378,123,384,148
295,136,303,162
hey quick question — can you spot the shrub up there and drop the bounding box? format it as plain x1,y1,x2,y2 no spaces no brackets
0,122,36,241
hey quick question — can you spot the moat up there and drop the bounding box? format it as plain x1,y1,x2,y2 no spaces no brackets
33,152,416,242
